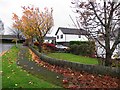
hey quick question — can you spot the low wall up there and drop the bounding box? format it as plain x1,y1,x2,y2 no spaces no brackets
29,46,120,77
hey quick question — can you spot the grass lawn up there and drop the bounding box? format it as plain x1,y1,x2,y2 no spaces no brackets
47,53,98,65
2,46,60,88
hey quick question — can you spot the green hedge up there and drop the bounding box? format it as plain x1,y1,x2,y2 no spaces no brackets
70,41,95,57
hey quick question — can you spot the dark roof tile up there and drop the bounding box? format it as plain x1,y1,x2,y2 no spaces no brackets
55,27,88,35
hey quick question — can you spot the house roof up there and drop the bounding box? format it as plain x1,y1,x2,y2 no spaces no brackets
55,27,88,35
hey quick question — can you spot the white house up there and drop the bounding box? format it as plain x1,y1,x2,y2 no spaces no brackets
44,36,56,44
55,27,88,45
55,27,120,59
33,36,56,44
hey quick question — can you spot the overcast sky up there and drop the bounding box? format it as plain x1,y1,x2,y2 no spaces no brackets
0,0,77,35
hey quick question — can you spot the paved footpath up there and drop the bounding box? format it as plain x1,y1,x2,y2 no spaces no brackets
17,46,63,87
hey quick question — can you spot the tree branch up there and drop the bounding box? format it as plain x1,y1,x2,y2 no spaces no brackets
107,1,115,28
90,2,105,27
111,28,120,53
113,2,120,11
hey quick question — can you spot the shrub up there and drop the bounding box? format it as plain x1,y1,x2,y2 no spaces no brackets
33,42,56,53
70,41,80,45
70,41,95,57
43,43,56,50
70,44,79,55
42,43,56,53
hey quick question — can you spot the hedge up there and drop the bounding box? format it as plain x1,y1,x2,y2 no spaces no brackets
70,41,95,57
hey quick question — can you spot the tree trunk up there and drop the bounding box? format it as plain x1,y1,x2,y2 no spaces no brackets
28,38,32,46
105,49,112,66
37,37,43,52
104,25,112,66
38,41,42,52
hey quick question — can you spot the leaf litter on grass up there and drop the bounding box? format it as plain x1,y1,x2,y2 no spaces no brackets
2,46,61,88
29,49,119,89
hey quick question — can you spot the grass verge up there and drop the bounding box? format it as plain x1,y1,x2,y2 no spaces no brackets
47,53,98,65
2,46,60,88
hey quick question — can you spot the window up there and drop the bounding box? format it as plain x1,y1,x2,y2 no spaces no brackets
61,35,63,39
57,35,59,39
78,35,81,38
51,40,54,44
48,40,50,42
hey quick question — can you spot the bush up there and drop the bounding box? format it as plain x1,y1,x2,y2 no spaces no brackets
42,43,56,53
70,41,80,45
70,41,95,57
34,42,56,53
43,43,56,50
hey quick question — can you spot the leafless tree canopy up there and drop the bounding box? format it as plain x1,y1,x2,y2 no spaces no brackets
71,0,120,66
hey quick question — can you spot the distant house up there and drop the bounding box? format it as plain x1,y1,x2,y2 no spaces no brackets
55,27,120,59
33,36,56,44
55,27,88,45
0,35,25,43
44,36,56,44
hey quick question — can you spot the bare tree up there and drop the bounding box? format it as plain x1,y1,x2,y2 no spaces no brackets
71,0,120,66
8,27,24,45
8,27,22,39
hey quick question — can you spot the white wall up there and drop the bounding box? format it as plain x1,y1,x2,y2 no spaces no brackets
56,30,88,42
96,41,120,59
65,34,88,42
56,30,64,42
44,39,53,43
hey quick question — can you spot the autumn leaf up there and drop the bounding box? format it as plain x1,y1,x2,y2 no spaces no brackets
12,5,54,44
29,49,119,88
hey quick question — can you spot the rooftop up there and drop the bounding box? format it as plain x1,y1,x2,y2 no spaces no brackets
55,27,89,35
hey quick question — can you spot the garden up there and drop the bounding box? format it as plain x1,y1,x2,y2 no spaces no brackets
1,45,119,89
28,40,119,88
47,53,98,65
1,38,120,89
46,41,98,65
37,41,120,67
